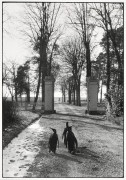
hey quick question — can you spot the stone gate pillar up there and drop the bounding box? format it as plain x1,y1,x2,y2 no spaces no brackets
87,77,98,114
44,76,56,113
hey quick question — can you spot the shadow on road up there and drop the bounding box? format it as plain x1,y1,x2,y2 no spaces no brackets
37,139,100,164
41,114,123,131
55,153,82,164
55,146,100,163
76,147,100,162
56,112,104,121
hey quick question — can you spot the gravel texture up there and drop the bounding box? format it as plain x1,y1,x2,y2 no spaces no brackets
3,103,124,178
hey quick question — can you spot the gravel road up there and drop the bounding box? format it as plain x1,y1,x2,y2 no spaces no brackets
3,103,124,178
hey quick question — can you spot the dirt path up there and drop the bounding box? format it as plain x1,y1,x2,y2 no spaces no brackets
3,103,123,178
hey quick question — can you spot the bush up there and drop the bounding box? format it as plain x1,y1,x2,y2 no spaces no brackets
2,98,19,129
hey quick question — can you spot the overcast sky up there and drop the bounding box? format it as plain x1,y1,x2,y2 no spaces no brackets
3,3,104,66
3,3,33,65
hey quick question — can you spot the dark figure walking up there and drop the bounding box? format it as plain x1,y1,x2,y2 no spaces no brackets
62,122,69,147
49,128,59,154
66,126,78,154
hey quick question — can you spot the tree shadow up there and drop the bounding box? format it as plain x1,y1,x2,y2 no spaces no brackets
76,147,100,160
41,115,123,131
54,146,100,163
34,137,101,166
55,153,82,164
56,112,104,121
36,141,83,163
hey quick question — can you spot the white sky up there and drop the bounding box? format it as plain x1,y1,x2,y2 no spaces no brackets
3,3,33,65
3,3,104,65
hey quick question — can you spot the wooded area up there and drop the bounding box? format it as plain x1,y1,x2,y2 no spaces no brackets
3,3,123,122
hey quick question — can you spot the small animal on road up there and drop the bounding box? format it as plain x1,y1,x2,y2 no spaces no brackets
66,126,78,154
48,128,59,154
62,122,69,147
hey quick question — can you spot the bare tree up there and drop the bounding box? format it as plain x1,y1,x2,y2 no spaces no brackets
66,3,96,77
3,61,18,101
21,3,62,110
61,37,86,106
3,4,12,34
91,3,123,105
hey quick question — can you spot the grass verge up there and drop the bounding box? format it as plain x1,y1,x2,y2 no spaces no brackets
2,109,41,149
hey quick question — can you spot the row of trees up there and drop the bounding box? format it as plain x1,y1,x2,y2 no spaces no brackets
59,38,85,106
91,4,123,115
92,25,123,115
57,3,123,115
3,3,123,116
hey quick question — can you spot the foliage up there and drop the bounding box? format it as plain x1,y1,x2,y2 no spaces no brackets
93,25,124,116
91,52,107,84
33,34,61,77
15,64,30,97
51,61,60,79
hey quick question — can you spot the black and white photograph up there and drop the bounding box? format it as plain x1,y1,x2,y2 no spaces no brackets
2,1,124,178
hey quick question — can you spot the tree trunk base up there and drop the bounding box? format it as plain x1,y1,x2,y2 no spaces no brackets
43,110,56,114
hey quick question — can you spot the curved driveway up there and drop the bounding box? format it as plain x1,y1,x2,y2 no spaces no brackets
3,103,123,178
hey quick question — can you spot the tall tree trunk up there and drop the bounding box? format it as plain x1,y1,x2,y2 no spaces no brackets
41,3,48,109
104,3,111,107
68,82,71,104
20,94,22,106
82,4,91,77
64,89,66,102
42,75,44,102
14,71,18,102
77,78,81,106
32,62,42,110
33,10,47,110
27,73,30,103
73,86,75,105
106,31,110,93
85,42,91,77
15,82,18,102
32,77,41,110
61,87,65,103
106,8,123,85
27,91,30,103
76,88,78,105
15,86,17,102
42,43,47,104
100,80,103,103
62,87,64,102
110,34,123,85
